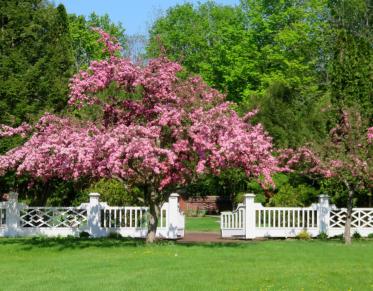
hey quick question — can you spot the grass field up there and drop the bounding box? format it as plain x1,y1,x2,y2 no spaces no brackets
185,215,220,232
0,238,372,291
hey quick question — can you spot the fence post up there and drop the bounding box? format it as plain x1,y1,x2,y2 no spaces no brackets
87,193,102,238
167,193,180,239
5,192,20,236
318,194,330,236
244,193,256,239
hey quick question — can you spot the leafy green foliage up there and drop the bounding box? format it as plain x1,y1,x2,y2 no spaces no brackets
317,232,328,240
75,179,143,206
296,230,311,240
352,232,362,240
0,2,74,198
68,12,126,71
328,0,373,122
147,2,249,102
0,1,74,125
268,183,319,207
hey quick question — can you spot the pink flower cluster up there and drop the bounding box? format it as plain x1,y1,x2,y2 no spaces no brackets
368,127,373,143
278,147,334,178
92,27,122,55
0,123,32,138
278,118,372,183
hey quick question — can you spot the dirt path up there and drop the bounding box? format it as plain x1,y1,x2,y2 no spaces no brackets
178,231,244,243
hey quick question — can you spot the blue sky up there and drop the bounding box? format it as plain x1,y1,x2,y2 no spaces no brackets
55,0,240,35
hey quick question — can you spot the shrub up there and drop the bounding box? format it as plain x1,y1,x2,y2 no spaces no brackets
317,232,328,240
331,234,344,240
108,232,122,239
368,233,373,239
185,208,207,217
352,232,361,240
75,178,143,206
268,178,319,207
79,231,90,238
197,210,207,217
297,230,311,240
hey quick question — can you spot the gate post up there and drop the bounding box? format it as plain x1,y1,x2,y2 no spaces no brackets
87,193,102,237
244,193,256,239
5,192,20,237
318,194,330,236
167,193,180,239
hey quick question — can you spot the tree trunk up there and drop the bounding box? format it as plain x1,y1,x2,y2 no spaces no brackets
343,180,354,245
146,199,160,243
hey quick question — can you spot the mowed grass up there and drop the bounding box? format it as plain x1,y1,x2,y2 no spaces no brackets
0,238,373,291
185,215,220,232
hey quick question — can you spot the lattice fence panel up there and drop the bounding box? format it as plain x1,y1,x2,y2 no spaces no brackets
20,207,87,228
330,209,373,228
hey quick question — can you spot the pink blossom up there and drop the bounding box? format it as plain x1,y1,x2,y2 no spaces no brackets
368,127,373,143
0,123,32,138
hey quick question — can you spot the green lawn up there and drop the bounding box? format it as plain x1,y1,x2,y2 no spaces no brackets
0,238,373,290
185,215,220,232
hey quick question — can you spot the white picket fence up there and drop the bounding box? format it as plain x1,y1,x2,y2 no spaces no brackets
0,192,185,239
221,194,373,239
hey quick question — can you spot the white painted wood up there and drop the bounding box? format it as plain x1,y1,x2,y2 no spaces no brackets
220,194,373,239
0,192,185,239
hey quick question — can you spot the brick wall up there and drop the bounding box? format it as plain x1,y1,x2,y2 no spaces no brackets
179,196,232,214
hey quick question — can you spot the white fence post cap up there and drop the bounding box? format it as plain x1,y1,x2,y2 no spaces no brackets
89,193,100,198
318,194,329,198
244,193,256,198
8,192,18,200
170,193,179,197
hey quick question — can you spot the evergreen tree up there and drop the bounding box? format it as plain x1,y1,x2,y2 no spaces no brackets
0,0,74,128
328,0,373,123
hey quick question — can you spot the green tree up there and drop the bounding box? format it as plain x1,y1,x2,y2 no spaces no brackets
0,1,74,127
147,1,330,148
68,12,127,70
327,0,373,122
238,0,331,148
0,1,74,201
147,2,251,102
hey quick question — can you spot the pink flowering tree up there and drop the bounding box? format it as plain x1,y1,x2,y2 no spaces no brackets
368,127,373,143
279,109,372,244
0,29,280,242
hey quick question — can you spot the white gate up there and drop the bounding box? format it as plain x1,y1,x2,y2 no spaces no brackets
221,194,373,239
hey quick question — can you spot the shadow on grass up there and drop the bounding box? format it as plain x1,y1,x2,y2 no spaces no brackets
0,236,147,251
0,236,359,251
0,236,257,251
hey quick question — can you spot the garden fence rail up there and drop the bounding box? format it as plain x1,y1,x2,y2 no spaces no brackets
0,192,185,239
221,194,373,239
